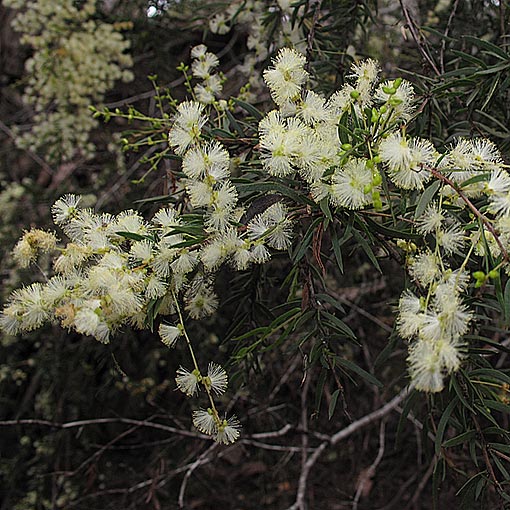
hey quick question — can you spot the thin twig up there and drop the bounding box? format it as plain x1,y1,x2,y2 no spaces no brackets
400,1,441,76
404,456,437,510
0,417,208,439
329,290,393,334
178,442,219,509
428,166,510,262
439,0,460,74
305,0,323,72
287,388,409,510
352,421,386,510
0,118,54,177
297,370,311,510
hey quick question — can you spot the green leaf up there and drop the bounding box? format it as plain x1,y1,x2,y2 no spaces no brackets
352,230,381,272
225,109,245,136
237,181,313,206
485,400,510,415
321,311,356,339
504,279,510,324
328,389,341,420
319,197,333,223
363,216,419,240
459,173,490,188
314,293,345,313
314,368,328,414
115,231,152,242
463,35,509,59
374,333,398,370
292,217,322,263
233,98,263,120
488,442,510,454
491,452,510,479
470,368,510,386
335,357,382,388
331,228,344,273
415,180,441,219
164,225,204,237
475,62,510,75
442,430,476,448
435,396,459,456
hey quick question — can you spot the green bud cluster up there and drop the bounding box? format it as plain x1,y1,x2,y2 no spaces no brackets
473,269,500,287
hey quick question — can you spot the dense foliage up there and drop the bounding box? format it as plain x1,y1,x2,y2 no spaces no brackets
2,1,510,509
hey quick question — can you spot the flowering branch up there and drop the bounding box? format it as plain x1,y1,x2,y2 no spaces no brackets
428,165,510,262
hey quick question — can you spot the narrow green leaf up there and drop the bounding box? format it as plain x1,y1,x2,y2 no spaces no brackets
491,452,510,479
335,357,383,388
485,400,510,415
331,228,344,273
352,230,381,272
237,181,313,205
470,368,510,386
319,197,333,223
328,389,341,420
435,396,459,456
321,311,356,338
463,35,509,59
455,471,486,497
488,442,510,454
115,231,151,242
292,217,322,263
459,173,490,188
233,98,263,120
314,368,327,414
363,217,419,240
442,430,476,448
315,293,345,313
475,62,510,75
225,109,245,136
504,279,510,324
415,180,441,219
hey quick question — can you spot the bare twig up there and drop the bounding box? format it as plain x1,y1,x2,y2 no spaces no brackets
0,118,54,178
439,0,460,74
428,166,510,262
178,442,219,509
352,421,386,510
305,0,323,71
400,1,441,76
0,417,208,439
267,354,302,403
329,290,393,334
95,144,160,210
103,77,185,109
287,388,410,510
297,369,311,510
404,456,437,510
250,424,292,439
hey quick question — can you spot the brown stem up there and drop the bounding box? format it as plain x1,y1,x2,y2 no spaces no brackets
428,166,509,263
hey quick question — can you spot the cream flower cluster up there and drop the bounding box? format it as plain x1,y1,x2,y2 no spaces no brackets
1,47,299,443
190,45,224,104
5,0,133,161
0,178,290,343
398,265,472,392
168,46,293,273
259,49,510,392
1,193,244,442
207,0,305,102
397,137,510,392
258,49,419,210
